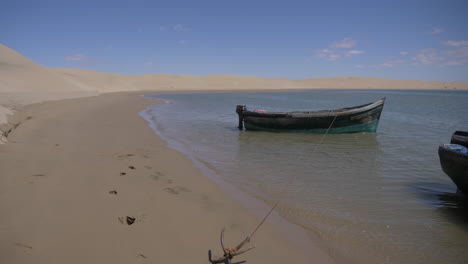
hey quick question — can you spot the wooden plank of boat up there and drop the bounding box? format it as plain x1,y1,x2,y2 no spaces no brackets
450,131,468,148
235,97,385,133
438,144,468,194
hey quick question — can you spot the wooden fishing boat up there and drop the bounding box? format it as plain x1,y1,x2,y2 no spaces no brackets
438,144,468,194
450,131,468,148
235,98,385,133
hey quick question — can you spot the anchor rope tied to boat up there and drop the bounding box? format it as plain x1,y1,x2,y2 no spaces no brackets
208,112,338,264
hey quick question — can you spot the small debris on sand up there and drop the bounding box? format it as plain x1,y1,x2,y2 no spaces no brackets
126,216,136,225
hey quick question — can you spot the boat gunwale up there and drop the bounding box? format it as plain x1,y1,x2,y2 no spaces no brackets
242,97,386,118
453,131,468,137
439,143,468,158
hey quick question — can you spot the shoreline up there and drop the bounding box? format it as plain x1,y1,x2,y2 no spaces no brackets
0,91,334,264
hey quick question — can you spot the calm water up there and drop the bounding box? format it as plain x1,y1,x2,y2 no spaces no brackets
142,90,468,264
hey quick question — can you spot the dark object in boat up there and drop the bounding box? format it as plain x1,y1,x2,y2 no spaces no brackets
438,144,468,194
451,131,468,148
236,98,385,133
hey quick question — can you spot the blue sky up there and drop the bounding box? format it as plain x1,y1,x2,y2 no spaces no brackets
1,0,467,81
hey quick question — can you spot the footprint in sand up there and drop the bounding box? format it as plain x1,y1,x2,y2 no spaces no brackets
164,179,173,184
15,242,33,254
144,165,152,170
116,153,135,160
28,174,47,184
149,171,164,181
163,186,191,195
136,253,148,264
163,187,179,194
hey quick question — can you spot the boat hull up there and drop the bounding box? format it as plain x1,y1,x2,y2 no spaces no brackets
238,98,385,133
438,144,468,194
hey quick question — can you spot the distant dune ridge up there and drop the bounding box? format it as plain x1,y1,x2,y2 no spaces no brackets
1,43,468,141
2,44,467,94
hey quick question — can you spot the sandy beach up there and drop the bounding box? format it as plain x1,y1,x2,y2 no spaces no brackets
1,42,468,263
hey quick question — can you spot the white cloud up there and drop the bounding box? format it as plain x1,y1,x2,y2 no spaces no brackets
315,49,340,61
174,24,189,31
345,50,365,56
444,40,468,47
62,54,91,61
412,48,446,66
315,49,333,58
431,27,444,35
445,46,468,57
330,38,357,48
328,54,341,61
412,46,468,66
443,46,468,65
374,59,405,68
314,39,364,61
400,51,409,55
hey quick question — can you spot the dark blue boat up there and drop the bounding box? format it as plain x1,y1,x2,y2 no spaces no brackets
438,144,468,194
451,131,468,148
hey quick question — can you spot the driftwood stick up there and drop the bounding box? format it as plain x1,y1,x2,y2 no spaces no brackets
208,250,228,264
220,228,228,255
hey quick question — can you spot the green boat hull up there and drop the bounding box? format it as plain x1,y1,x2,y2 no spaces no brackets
237,98,385,134
244,119,381,133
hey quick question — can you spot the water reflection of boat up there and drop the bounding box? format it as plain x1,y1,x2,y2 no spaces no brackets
451,131,468,148
438,144,468,194
235,98,385,133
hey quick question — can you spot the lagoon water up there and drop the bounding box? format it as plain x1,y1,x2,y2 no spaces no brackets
142,90,468,263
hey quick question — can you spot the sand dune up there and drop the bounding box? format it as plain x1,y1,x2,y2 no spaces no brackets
0,44,86,92
50,70,468,92
2,43,468,95
0,44,98,142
